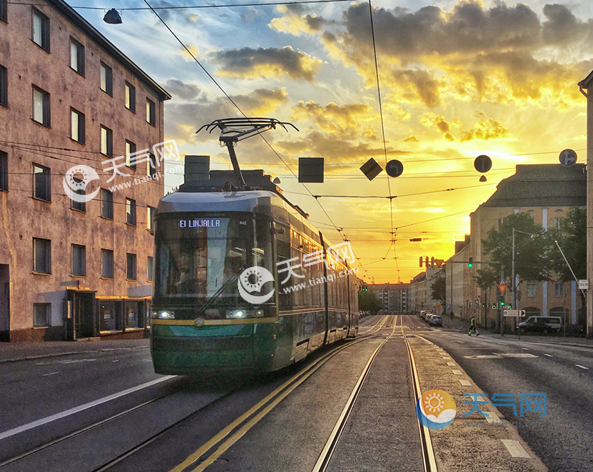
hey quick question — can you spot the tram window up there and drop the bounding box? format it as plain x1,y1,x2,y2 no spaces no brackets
276,223,291,310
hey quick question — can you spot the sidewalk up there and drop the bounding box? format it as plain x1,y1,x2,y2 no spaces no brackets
439,316,593,349
0,338,150,364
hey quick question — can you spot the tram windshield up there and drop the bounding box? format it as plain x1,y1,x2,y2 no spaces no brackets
154,215,274,306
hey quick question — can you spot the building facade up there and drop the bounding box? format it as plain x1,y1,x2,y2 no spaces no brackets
446,164,586,328
370,283,409,314
0,0,171,340
408,268,441,314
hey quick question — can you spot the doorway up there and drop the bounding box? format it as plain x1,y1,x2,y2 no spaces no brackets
73,292,97,338
0,265,9,341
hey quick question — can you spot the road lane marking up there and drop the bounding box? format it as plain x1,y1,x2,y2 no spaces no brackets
447,362,456,366
112,360,120,363
465,355,500,359
459,380,472,386
522,348,529,350
576,364,589,370
544,354,553,357
42,372,59,377
452,370,463,375
501,439,531,459
484,411,501,424
442,357,451,360
0,375,176,441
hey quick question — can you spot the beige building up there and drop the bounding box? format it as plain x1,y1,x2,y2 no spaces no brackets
446,164,586,328
408,268,441,314
0,0,171,340
370,283,409,314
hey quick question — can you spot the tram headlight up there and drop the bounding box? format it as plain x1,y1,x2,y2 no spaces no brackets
226,309,264,319
151,310,175,320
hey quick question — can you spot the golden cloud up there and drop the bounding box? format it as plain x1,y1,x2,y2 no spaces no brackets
460,118,511,142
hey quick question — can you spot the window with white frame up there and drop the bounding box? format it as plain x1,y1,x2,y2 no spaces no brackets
526,284,536,298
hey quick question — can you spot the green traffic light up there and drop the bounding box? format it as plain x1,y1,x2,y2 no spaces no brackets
500,301,505,306
468,257,473,268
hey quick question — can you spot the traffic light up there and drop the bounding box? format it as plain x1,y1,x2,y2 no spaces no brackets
491,304,496,309
482,303,486,308
500,300,505,306
468,257,473,268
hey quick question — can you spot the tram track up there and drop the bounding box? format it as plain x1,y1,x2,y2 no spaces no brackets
0,316,390,472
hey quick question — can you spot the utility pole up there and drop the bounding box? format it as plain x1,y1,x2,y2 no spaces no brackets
512,228,516,334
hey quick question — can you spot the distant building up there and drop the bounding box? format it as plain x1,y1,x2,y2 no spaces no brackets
446,164,586,327
0,0,171,341
408,268,441,314
369,283,409,314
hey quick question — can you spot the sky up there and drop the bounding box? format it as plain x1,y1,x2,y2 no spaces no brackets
77,0,593,284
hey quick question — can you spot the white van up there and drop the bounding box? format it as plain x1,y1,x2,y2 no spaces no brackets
520,316,562,332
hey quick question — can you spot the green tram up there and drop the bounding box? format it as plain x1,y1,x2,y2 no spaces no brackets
150,175,360,375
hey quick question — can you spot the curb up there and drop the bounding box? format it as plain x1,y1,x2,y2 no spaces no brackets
0,345,150,364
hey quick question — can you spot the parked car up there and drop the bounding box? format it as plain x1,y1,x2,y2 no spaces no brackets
518,316,562,334
429,315,442,326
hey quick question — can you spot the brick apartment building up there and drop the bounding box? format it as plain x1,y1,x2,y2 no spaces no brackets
369,283,409,314
0,0,171,340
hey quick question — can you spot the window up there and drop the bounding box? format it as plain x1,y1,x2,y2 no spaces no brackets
554,218,560,229
126,198,136,225
33,303,50,327
125,82,135,112
147,256,153,282
147,152,156,176
101,249,114,278
33,164,50,201
32,86,50,126
125,140,136,168
555,284,564,297
70,178,86,212
146,98,155,125
71,108,85,144
0,64,6,107
526,284,536,298
100,62,112,95
33,238,51,274
32,9,50,51
126,253,137,280
101,125,112,157
0,151,7,191
146,206,154,230
0,0,6,22
70,38,84,75
72,244,86,276
101,189,113,219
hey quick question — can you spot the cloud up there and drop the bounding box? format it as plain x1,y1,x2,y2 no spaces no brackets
291,100,375,135
270,6,333,36
241,7,265,24
180,44,199,62
211,46,322,81
342,1,541,59
460,118,511,142
542,4,590,45
392,69,442,108
420,112,453,133
404,136,419,142
165,87,289,143
165,79,201,101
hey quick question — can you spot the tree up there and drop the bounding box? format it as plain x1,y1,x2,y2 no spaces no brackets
431,275,446,302
547,207,586,281
547,207,586,324
478,212,550,286
358,289,382,315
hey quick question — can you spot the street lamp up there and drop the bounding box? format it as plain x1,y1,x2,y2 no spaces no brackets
103,9,123,24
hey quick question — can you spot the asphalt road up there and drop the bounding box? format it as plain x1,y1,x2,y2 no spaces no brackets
403,314,593,472
0,315,427,472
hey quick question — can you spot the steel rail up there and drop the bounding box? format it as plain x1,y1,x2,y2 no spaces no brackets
402,318,439,472
311,315,399,472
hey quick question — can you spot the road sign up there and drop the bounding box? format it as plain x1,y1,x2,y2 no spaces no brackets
559,149,577,167
360,158,383,181
497,284,508,294
446,305,451,313
503,309,524,317
474,155,492,173
386,159,404,177
579,279,589,290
